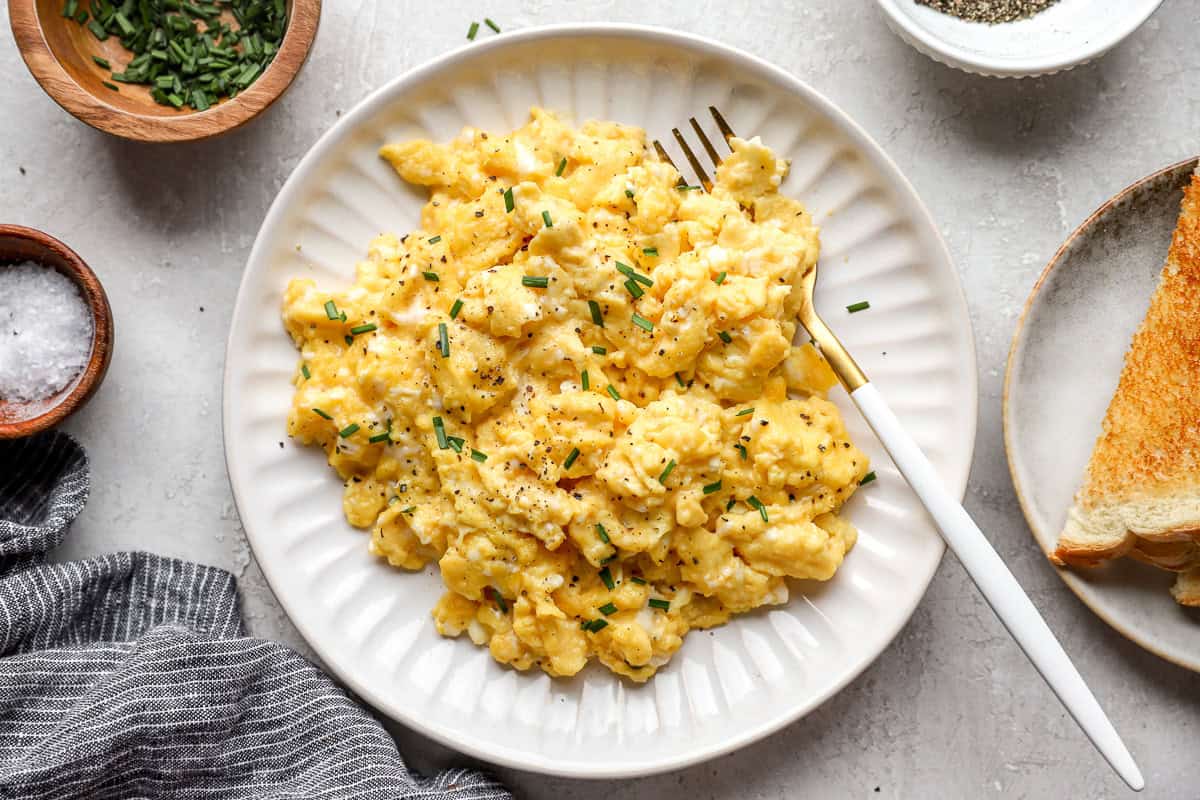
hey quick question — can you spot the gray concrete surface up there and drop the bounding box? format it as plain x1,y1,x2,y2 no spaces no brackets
3,1,1197,797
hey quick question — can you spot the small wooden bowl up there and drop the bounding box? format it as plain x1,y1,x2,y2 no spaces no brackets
0,225,113,439
8,0,320,142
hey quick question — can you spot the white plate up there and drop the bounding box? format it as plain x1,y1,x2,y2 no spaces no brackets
223,24,977,777
1005,158,1200,673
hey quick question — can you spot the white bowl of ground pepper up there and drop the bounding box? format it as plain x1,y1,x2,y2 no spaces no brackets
876,0,1163,77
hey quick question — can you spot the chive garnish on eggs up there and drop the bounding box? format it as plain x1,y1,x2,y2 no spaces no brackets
312,408,332,420
437,322,449,358
349,323,376,335
860,471,877,485
605,384,621,401
703,480,722,495
715,271,727,284
471,449,488,463
581,370,590,390
658,459,676,484
522,275,550,288
595,523,610,543
735,407,754,416
591,345,607,355
631,312,654,332
338,423,359,438
847,301,871,313
563,447,580,470
542,210,553,228
556,157,567,176
599,602,618,616
718,330,732,343
503,187,515,212
422,271,439,282
300,363,311,380
324,300,339,320
649,598,670,611
599,567,615,590
588,300,604,327
449,298,463,319
428,235,442,244
624,278,644,299
433,416,448,449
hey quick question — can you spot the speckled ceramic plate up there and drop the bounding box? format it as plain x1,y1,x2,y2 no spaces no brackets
1005,157,1200,672
223,24,978,777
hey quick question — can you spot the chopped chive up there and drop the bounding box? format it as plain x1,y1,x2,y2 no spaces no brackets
715,271,727,285
624,278,644,299
630,576,647,585
369,431,391,444
324,300,339,320
631,312,654,332
484,17,500,32
658,460,676,484
87,19,108,40
591,345,607,355
735,407,754,416
581,370,590,390
600,553,617,565
485,587,509,613
860,471,877,486
312,408,333,420
599,602,618,616
503,187,514,212
350,323,377,335
92,55,111,69
433,416,448,449
338,423,360,438
437,322,449,358
340,311,347,322
588,299,604,327
541,210,553,228
642,247,658,256
428,235,442,244
747,495,769,522
422,271,439,282
563,447,580,470
62,0,78,17
847,301,871,313
471,449,488,463
113,11,135,35
734,443,748,460
447,436,465,453
674,372,686,388
726,497,737,511
649,598,670,611
625,189,635,199
102,81,119,91
595,523,610,544
467,21,479,39
606,384,621,401
556,157,567,176
583,618,609,633
599,567,615,590
522,275,550,288
344,335,354,346
677,185,702,191
300,364,311,380
718,330,732,343
615,261,653,286
449,299,463,319
703,480,722,495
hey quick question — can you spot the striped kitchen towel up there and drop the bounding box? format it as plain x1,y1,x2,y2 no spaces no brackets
0,431,511,800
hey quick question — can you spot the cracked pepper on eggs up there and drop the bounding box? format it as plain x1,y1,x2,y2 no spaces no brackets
282,109,870,681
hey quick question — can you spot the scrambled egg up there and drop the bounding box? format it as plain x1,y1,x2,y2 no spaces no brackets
282,109,869,681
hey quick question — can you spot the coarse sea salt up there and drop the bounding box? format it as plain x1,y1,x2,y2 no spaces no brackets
0,262,94,403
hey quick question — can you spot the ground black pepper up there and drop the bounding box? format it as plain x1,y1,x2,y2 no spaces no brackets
915,0,1059,24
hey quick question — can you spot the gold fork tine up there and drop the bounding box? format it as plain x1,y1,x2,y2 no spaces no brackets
652,139,678,172
672,127,712,191
709,105,736,145
689,117,723,172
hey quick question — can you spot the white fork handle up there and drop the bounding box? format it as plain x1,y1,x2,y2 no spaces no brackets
851,382,1144,792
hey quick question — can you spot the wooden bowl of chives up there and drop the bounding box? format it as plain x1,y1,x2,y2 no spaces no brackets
8,0,320,142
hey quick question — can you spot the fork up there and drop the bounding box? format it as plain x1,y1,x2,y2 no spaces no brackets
659,107,1144,793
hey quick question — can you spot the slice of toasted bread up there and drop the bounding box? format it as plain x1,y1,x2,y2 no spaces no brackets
1054,170,1200,572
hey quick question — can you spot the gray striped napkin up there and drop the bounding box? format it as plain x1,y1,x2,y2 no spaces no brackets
0,431,512,800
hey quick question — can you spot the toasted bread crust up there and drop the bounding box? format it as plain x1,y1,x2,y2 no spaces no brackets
1055,173,1200,605
1171,567,1200,606
1077,175,1200,509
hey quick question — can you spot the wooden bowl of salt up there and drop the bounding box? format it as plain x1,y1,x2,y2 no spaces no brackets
0,225,113,439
